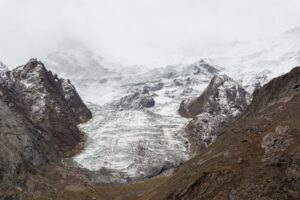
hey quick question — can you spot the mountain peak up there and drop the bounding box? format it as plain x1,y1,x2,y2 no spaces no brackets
179,74,249,118
0,60,92,195
178,74,250,153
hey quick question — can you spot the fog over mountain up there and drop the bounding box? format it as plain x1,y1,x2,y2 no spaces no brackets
1,0,300,67
1,1,300,199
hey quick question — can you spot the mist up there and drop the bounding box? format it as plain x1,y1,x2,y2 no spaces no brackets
1,0,300,67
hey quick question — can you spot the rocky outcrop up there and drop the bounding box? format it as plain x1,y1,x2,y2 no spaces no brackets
140,67,300,200
184,59,220,76
179,74,250,153
184,113,228,152
112,88,155,110
0,59,92,197
163,59,220,79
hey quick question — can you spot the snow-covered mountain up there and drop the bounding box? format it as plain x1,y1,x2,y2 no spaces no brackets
201,27,300,92
44,43,152,106
43,27,300,182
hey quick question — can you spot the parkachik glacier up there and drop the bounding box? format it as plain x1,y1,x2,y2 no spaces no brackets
35,27,300,182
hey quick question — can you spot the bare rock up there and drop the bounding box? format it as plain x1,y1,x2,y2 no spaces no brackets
112,88,155,110
179,74,249,118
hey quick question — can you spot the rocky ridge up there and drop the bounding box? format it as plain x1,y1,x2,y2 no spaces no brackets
178,74,250,153
0,59,92,198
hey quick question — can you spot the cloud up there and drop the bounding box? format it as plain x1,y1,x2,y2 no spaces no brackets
0,0,300,67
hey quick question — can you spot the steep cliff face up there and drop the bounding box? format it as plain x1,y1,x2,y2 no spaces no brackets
0,59,92,197
140,67,300,200
179,75,250,153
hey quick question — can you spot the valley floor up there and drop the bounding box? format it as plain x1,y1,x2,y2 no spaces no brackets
27,176,168,200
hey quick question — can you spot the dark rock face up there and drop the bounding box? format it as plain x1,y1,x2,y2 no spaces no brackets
178,75,250,153
1,59,92,152
0,59,92,195
140,67,300,200
113,88,155,109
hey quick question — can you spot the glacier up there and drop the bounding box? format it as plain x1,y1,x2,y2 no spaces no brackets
43,27,300,182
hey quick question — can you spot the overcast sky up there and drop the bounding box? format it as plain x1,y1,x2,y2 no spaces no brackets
0,0,300,67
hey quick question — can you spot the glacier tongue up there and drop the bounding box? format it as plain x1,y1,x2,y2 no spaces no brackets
74,102,189,180
71,67,216,180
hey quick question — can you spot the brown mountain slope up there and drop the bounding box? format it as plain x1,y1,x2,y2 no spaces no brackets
139,67,300,200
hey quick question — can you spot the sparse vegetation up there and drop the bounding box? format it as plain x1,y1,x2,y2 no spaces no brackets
29,176,169,200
